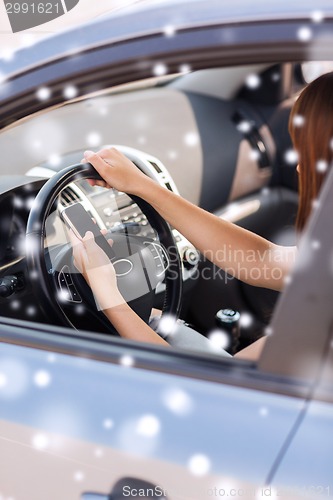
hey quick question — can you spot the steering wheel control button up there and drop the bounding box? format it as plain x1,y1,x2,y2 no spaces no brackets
58,266,82,303
113,259,134,277
69,285,82,303
143,241,169,278
64,272,73,285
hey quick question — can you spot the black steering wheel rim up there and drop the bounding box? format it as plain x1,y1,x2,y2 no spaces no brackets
26,162,182,330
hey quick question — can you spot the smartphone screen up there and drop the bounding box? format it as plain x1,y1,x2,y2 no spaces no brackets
61,203,116,260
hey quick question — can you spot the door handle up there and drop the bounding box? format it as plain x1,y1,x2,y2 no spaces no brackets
81,495,108,500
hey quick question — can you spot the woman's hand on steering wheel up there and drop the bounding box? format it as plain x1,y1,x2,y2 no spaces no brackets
82,148,151,195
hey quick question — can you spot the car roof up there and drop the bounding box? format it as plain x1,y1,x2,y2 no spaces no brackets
1,0,333,78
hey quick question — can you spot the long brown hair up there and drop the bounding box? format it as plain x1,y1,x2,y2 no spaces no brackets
289,72,333,232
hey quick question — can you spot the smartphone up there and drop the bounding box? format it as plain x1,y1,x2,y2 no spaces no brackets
61,202,116,261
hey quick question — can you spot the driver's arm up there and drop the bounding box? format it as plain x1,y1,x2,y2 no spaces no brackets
103,302,169,346
84,148,297,292
68,228,265,359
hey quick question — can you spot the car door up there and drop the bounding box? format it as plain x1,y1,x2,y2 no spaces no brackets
0,315,313,500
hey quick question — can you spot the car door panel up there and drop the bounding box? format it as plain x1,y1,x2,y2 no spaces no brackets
271,400,333,499
0,339,306,499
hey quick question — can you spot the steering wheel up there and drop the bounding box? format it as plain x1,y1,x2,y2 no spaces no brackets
26,162,182,335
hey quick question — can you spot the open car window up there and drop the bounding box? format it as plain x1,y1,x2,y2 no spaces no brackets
0,58,329,380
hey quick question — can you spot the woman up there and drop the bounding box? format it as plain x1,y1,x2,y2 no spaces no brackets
69,72,333,359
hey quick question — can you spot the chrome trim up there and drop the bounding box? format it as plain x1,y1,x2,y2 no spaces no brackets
0,256,25,272
58,183,106,231
113,258,134,277
143,241,169,277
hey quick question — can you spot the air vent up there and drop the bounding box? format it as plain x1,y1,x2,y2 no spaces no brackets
60,186,81,206
146,159,178,194
148,160,163,174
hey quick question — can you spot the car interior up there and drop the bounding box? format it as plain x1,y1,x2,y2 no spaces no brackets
0,60,331,356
